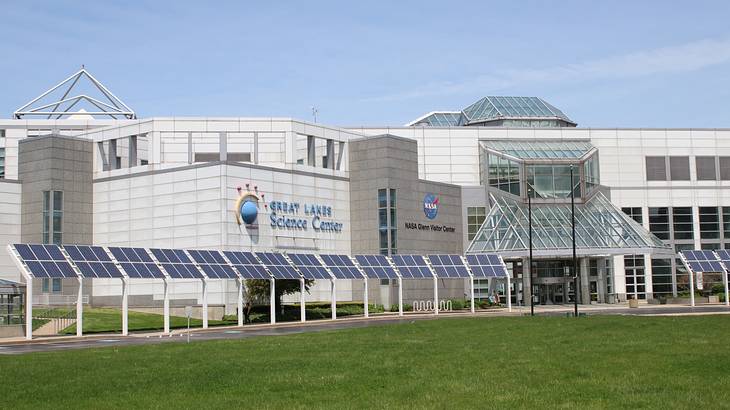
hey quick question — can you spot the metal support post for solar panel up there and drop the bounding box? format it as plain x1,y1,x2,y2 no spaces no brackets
722,264,730,306
363,277,369,318
122,278,129,336
433,276,439,315
76,277,83,337
688,268,695,307
270,278,276,324
299,278,306,322
398,276,403,316
163,278,170,334
237,278,244,327
469,275,475,314
331,279,337,320
26,277,33,340
201,279,209,329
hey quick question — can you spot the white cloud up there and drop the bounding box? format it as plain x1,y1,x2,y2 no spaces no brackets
365,37,730,102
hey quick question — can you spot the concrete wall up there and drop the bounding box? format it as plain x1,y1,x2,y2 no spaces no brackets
18,134,93,245
0,181,22,282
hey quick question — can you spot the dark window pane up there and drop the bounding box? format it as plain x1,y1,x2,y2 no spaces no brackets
669,156,690,181
696,156,717,180
646,157,667,181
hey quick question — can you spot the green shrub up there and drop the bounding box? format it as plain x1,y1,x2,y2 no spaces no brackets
450,299,465,310
389,304,412,312
711,284,725,295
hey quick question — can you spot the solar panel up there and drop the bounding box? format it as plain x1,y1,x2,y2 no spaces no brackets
108,247,166,279
63,245,124,278
187,249,238,279
319,254,363,279
287,253,331,279
390,255,433,278
255,252,300,279
222,251,271,279
714,250,730,269
427,254,470,278
354,255,398,279
13,244,78,278
465,254,508,278
680,250,725,273
150,248,205,279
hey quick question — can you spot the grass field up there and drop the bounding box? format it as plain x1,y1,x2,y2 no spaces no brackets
3,315,730,409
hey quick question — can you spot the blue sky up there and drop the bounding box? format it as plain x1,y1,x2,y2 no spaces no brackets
2,1,730,127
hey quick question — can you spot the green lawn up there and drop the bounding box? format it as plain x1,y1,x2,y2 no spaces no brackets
3,315,730,408
57,308,237,334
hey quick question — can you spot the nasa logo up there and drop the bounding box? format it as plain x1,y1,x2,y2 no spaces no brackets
423,193,439,220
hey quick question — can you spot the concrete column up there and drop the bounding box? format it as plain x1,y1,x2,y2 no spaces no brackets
596,258,606,304
108,139,117,170
128,135,137,167
521,257,531,307
326,139,335,169
307,135,316,166
219,132,227,161
580,258,590,305
644,255,654,300
253,132,259,164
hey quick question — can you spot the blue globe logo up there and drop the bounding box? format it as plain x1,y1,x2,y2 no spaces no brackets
423,193,439,220
240,200,258,224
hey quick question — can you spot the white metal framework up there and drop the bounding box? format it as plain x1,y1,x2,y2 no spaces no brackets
13,67,136,120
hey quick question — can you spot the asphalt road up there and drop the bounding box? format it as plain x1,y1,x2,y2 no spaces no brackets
1,304,728,355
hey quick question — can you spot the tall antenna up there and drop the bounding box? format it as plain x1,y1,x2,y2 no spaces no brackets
311,106,318,123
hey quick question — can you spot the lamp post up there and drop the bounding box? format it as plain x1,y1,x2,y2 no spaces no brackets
528,187,534,316
570,164,578,317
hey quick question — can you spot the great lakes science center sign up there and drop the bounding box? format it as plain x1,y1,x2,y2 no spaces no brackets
268,200,344,233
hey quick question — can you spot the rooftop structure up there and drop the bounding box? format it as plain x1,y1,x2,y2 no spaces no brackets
408,96,576,127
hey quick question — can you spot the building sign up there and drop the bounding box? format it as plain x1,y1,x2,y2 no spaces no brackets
269,200,344,232
234,186,260,226
423,193,439,220
404,222,456,233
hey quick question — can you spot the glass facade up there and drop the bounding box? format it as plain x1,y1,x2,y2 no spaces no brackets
699,207,719,239
526,164,581,199
487,154,520,196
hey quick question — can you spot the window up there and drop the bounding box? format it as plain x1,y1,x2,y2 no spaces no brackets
648,207,669,240
651,258,673,296
42,278,49,293
645,157,667,181
52,278,61,293
720,157,730,180
488,154,520,196
696,156,717,180
672,207,693,240
467,207,486,241
0,147,5,178
378,188,397,255
621,207,643,224
723,207,730,239
624,256,645,299
699,207,719,239
42,190,63,244
584,155,600,192
669,156,690,181
526,164,581,199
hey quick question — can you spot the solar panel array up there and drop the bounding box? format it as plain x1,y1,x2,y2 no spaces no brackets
109,247,165,278
13,244,77,278
188,249,238,279
319,254,363,279
256,252,301,279
391,255,433,278
287,253,332,279
465,254,508,278
354,255,399,279
680,250,725,273
428,254,470,278
222,251,271,279
64,245,124,278
11,244,514,283
150,248,205,279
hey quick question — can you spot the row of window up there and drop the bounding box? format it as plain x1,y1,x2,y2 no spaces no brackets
42,191,63,245
646,156,730,181
378,189,397,255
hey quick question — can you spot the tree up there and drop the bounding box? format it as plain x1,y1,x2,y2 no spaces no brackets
245,279,313,320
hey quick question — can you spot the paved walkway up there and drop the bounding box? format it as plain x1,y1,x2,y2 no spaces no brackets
0,303,728,355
